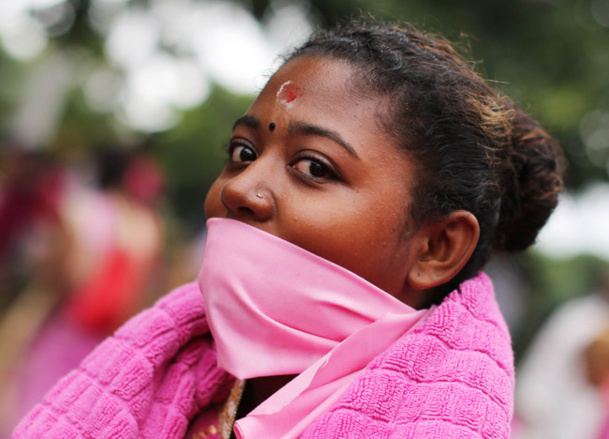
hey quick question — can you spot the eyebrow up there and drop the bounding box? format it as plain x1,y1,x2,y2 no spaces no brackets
232,116,360,159
233,115,260,131
288,121,360,159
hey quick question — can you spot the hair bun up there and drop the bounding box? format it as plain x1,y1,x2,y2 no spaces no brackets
494,108,566,252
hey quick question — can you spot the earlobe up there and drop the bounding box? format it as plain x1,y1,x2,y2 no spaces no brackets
407,211,480,290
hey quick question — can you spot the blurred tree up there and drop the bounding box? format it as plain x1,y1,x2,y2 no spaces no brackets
300,0,609,188
155,86,252,231
511,251,609,359
0,0,607,364
2,0,608,212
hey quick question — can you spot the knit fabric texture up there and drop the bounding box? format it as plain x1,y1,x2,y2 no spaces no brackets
14,273,513,439
301,272,514,439
12,283,232,439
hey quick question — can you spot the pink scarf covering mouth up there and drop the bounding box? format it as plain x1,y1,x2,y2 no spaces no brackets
198,218,430,439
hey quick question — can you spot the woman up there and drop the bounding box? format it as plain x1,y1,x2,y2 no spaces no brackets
14,19,564,439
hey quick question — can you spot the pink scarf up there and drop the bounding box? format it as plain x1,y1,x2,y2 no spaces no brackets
199,218,429,438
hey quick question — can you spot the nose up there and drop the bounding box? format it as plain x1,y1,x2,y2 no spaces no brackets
220,164,275,222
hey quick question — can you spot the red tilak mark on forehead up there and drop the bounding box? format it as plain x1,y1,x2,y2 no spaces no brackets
277,81,303,104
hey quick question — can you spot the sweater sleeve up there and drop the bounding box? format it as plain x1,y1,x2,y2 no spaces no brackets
13,282,231,439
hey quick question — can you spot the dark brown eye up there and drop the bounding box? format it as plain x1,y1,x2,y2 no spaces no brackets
230,145,257,163
293,157,334,180
309,161,330,178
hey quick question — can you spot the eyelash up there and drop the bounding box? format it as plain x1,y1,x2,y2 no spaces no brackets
290,153,339,182
226,142,257,164
225,141,339,182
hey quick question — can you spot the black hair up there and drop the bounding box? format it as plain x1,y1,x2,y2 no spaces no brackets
287,19,565,303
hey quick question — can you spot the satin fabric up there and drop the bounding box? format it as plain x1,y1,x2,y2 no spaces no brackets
198,218,430,438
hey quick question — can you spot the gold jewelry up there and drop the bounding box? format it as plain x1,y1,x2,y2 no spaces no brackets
218,379,246,439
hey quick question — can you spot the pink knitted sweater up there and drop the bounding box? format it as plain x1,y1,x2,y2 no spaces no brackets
14,273,514,438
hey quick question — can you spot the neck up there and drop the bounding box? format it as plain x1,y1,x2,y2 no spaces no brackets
399,287,431,310
237,375,296,418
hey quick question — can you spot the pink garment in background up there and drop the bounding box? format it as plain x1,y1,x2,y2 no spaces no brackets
14,311,102,423
6,182,164,434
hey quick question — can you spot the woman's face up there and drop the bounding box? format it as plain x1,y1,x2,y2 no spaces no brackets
205,56,424,304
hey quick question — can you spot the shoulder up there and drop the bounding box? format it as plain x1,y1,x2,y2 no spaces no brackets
415,272,513,373
304,273,514,439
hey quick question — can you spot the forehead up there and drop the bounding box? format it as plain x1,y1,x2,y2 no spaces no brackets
250,56,389,136
266,56,356,100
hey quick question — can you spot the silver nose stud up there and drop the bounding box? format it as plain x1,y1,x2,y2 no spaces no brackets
256,193,264,199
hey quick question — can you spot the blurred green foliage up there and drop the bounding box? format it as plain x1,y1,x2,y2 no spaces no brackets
1,0,608,354
2,0,609,218
300,0,609,187
511,251,609,359
155,87,253,229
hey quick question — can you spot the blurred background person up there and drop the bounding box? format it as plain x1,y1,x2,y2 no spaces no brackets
514,269,609,439
585,325,609,439
0,146,67,310
0,146,166,435
62,147,165,334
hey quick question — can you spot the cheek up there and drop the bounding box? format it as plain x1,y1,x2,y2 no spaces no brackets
292,202,405,270
204,179,224,219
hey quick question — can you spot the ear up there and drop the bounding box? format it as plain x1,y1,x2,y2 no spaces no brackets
407,210,480,290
